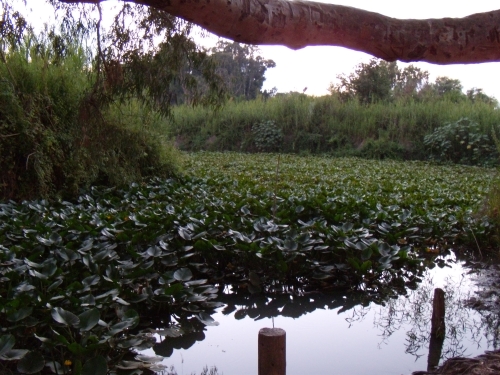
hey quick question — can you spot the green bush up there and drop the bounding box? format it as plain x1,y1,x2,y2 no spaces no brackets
423,118,498,166
252,120,283,152
0,31,183,201
358,138,408,160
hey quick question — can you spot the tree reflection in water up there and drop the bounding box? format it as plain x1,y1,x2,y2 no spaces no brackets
347,260,500,365
150,255,500,373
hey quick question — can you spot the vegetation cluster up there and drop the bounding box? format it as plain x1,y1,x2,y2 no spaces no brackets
0,2,230,201
0,32,183,200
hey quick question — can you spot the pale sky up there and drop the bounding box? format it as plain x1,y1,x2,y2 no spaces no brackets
28,1,500,99
256,1,500,97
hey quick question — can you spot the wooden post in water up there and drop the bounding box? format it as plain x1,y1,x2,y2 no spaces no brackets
258,328,286,375
428,288,446,372
430,288,445,338
427,334,445,371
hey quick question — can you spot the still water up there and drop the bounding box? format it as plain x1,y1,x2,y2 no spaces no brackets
145,254,498,375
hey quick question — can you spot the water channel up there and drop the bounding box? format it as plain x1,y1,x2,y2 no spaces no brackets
142,253,500,375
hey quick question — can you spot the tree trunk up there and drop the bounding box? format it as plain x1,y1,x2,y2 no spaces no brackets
60,0,500,64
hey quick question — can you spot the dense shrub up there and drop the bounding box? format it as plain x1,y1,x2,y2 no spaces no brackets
358,138,408,160
424,118,498,166
252,120,283,152
0,33,182,201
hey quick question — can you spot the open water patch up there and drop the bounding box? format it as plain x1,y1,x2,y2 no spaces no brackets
145,254,499,375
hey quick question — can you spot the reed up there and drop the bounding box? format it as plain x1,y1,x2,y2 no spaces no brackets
165,94,500,162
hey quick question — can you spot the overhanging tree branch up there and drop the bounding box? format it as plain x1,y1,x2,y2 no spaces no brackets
58,0,500,64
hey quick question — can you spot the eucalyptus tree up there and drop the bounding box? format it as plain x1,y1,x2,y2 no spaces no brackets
210,41,276,100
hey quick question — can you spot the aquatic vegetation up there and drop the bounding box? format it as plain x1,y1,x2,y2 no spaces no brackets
0,153,495,373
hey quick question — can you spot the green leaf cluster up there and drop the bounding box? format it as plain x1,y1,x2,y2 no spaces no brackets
424,118,498,166
252,120,284,152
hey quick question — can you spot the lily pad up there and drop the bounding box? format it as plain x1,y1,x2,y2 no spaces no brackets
82,356,107,375
17,351,44,374
51,307,80,327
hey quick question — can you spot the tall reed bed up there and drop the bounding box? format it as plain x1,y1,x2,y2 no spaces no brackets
167,94,500,160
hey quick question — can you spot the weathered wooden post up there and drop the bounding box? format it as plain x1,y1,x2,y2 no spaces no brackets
258,328,286,375
427,334,445,371
430,288,445,338
428,288,445,371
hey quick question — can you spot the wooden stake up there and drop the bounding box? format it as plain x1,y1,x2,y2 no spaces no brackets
427,333,445,371
258,328,286,375
431,288,446,338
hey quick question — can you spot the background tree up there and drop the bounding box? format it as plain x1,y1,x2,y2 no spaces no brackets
101,4,225,113
394,66,429,100
157,40,276,104
467,88,498,106
328,58,497,106
209,41,276,100
330,59,429,104
331,59,397,103
430,77,465,102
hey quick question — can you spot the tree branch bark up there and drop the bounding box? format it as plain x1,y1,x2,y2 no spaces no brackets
59,0,500,64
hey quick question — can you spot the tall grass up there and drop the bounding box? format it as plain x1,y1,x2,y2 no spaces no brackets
166,93,500,160
0,31,183,201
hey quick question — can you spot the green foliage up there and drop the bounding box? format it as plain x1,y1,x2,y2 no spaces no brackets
252,120,283,152
431,77,465,102
328,59,497,107
492,126,500,161
0,8,186,201
330,59,430,104
332,59,399,103
169,93,500,162
358,138,407,160
467,88,498,106
424,118,498,165
102,3,226,114
117,33,225,111
209,41,276,101
480,175,500,247
0,183,221,373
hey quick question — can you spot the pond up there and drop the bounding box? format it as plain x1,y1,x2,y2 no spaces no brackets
144,253,499,375
1,156,497,374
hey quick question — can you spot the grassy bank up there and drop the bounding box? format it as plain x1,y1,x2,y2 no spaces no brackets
0,31,183,201
166,94,500,162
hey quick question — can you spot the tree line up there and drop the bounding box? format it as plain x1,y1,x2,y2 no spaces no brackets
329,58,497,106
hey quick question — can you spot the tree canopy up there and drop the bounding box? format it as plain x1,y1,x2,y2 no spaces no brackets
329,58,498,105
58,0,500,64
210,41,276,100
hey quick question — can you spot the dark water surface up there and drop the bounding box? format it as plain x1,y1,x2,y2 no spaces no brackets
145,254,499,375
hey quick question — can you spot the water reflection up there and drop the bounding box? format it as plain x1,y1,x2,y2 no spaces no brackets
341,260,499,364
155,331,206,358
150,255,500,375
